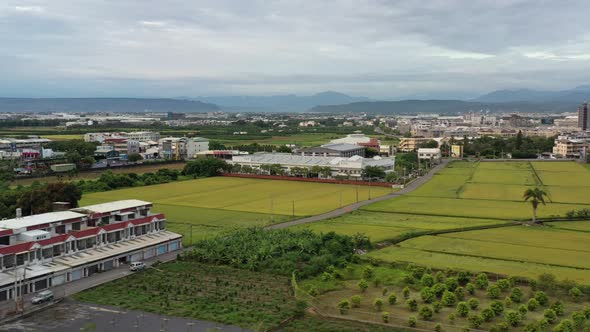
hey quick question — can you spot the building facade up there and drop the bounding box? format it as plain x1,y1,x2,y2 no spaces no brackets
578,102,589,131
0,200,181,302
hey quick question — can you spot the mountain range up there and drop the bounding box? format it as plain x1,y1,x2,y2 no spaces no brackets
473,85,590,103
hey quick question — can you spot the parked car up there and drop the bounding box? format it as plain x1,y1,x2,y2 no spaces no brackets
130,262,146,272
31,290,54,305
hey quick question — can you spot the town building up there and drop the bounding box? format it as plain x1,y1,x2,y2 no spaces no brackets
552,134,589,159
229,153,395,179
417,148,442,161
0,200,181,302
398,137,433,152
578,102,589,131
125,131,161,142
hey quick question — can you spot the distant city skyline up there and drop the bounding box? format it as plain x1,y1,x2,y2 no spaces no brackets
2,1,590,98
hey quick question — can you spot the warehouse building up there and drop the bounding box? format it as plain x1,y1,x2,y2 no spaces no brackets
0,200,181,302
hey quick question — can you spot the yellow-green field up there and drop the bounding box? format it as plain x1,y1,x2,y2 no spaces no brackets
41,134,84,141
295,211,506,243
80,177,393,245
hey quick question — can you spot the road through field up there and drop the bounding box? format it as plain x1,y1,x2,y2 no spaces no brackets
267,159,450,229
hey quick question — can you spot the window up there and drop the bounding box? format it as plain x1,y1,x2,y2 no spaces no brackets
55,225,66,234
16,253,26,266
71,222,81,231
101,216,110,225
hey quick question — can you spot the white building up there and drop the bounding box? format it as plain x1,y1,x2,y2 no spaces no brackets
125,131,161,142
186,137,210,159
417,148,442,161
0,200,181,302
230,153,395,178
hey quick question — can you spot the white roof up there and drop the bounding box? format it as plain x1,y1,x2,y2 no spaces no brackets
0,211,86,230
418,148,441,153
73,199,152,214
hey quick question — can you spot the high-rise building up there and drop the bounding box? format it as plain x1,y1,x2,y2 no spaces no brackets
578,102,589,131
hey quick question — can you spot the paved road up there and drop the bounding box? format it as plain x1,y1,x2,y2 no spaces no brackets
267,159,449,229
1,300,248,332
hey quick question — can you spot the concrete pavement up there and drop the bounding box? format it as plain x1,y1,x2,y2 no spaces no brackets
267,159,449,229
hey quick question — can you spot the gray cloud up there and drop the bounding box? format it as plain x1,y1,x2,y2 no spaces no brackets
1,0,589,98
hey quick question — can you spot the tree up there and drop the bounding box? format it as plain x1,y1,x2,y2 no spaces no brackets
523,188,549,224
481,308,495,322
408,316,417,327
420,287,435,303
475,273,489,289
456,302,469,317
455,286,465,301
490,300,505,316
358,279,368,293
535,291,549,306
407,298,418,311
277,145,292,153
553,319,574,332
127,153,143,162
374,297,384,311
183,158,229,177
569,287,583,301
402,286,411,299
419,140,439,149
442,290,457,307
516,130,524,150
432,283,447,298
527,298,539,311
351,295,362,308
419,305,433,320
468,298,479,310
505,310,521,327
497,279,511,291
543,309,557,323
550,301,565,316
445,277,459,291
382,312,390,323
421,274,435,287
571,311,587,330
362,266,375,279
466,283,476,295
487,285,501,299
388,294,397,305
338,299,351,314
510,287,524,303
362,166,386,180
468,314,483,328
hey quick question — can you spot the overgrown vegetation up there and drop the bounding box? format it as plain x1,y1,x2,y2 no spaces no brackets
0,182,81,219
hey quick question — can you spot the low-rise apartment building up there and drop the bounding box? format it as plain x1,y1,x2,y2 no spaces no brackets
0,200,181,302
398,137,433,152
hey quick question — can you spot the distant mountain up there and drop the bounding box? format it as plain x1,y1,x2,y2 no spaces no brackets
0,98,219,113
474,85,590,103
310,100,576,114
198,91,370,112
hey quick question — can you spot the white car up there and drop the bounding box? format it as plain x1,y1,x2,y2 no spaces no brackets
130,262,146,272
31,290,54,305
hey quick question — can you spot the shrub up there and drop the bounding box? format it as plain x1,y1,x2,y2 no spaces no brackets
408,316,417,327
421,287,435,303
505,297,513,308
362,266,374,279
572,311,587,330
433,301,442,313
350,295,362,308
421,274,435,287
466,283,476,295
468,314,483,328
537,273,557,292
388,294,397,305
456,302,470,317
432,283,447,298
583,307,590,319
403,275,416,285
455,287,465,301
497,279,511,291
527,298,539,311
445,277,459,291
420,305,434,321
487,285,501,299
535,291,549,306
538,319,549,330
496,322,509,332
569,287,583,301
544,309,557,323
553,319,574,332
481,308,495,322
475,273,489,289
551,301,565,316
374,298,384,311
524,322,538,332
518,304,528,317
442,290,457,307
382,311,390,323
382,287,388,296
435,271,445,283
358,279,368,292
490,300,505,316
510,287,524,303
403,286,411,299
434,323,442,332
468,298,479,310
338,299,351,314
407,298,419,311
505,310,521,327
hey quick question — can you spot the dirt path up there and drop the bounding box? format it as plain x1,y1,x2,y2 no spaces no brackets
267,159,449,229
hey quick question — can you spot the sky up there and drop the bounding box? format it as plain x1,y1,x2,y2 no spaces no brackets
1,0,590,99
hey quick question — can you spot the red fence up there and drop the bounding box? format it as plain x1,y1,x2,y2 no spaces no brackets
221,173,394,187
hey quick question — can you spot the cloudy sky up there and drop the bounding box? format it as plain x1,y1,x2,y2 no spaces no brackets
2,0,590,99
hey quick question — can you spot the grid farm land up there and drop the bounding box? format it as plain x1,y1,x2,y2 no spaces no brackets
80,177,393,245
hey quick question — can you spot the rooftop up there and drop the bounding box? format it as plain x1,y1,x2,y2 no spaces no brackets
0,211,86,230
72,199,152,214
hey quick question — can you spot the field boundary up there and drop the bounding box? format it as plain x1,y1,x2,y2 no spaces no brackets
528,162,545,186
221,173,395,187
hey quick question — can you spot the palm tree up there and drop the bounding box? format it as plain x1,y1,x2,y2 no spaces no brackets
523,188,548,224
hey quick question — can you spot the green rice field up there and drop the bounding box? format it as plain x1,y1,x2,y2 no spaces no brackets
80,177,393,244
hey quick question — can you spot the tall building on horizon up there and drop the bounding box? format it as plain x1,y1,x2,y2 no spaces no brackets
578,102,589,131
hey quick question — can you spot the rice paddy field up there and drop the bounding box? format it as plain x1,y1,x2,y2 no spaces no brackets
357,160,590,283
80,177,393,245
